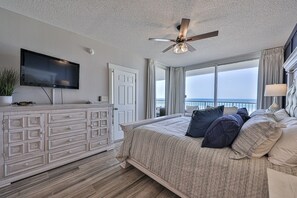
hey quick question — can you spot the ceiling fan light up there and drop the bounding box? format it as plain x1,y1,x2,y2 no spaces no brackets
173,42,188,54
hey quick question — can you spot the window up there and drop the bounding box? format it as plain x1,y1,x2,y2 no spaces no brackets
185,67,215,109
156,66,166,116
185,59,259,113
217,60,258,112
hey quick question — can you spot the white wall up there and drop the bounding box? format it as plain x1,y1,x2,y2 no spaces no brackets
0,8,147,120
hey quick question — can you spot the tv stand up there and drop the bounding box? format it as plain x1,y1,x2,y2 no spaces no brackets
0,104,113,187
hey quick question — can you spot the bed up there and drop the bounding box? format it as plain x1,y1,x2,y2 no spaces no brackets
117,52,297,198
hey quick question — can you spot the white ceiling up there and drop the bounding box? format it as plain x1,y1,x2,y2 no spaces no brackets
0,0,297,67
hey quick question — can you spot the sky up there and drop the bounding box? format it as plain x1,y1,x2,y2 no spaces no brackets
156,66,258,100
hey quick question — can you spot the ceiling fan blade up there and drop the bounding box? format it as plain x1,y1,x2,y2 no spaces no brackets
149,38,175,42
186,43,196,52
162,44,176,53
187,31,219,42
178,18,190,39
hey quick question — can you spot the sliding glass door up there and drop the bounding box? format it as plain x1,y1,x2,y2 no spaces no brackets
217,59,259,112
185,59,259,113
156,66,166,117
185,67,215,109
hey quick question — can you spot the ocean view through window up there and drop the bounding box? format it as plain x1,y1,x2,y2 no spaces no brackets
184,59,259,113
156,66,166,116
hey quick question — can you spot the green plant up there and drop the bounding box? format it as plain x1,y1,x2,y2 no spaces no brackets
0,68,18,96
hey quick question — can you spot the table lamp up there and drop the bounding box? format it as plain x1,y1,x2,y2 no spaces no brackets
264,84,287,112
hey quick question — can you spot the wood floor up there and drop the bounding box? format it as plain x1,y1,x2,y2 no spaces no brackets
0,144,179,198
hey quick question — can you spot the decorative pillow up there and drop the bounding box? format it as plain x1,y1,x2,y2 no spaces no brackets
268,125,297,167
186,106,224,138
231,115,284,158
279,117,297,127
274,109,290,122
250,109,271,117
223,107,238,115
202,114,243,148
236,108,250,122
185,105,199,114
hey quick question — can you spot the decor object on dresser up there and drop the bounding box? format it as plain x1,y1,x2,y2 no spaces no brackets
0,68,18,106
264,84,287,112
0,104,113,187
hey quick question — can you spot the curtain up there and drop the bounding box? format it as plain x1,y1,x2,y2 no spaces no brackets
166,67,185,115
257,47,284,109
146,59,156,119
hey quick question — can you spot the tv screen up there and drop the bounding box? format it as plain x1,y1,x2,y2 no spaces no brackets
20,49,79,89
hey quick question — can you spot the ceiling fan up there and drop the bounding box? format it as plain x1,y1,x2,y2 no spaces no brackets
149,18,219,54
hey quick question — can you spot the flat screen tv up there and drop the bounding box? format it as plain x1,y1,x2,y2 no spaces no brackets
20,49,79,89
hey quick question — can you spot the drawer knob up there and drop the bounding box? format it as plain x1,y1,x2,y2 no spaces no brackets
67,115,73,118
68,139,72,142
68,127,72,130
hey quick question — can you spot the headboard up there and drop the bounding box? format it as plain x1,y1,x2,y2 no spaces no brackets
286,79,297,117
283,46,297,117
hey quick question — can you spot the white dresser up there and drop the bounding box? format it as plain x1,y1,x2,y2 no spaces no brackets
0,104,113,187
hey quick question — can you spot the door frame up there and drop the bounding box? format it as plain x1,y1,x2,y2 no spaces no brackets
108,63,139,122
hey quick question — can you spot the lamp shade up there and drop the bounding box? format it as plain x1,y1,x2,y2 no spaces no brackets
264,84,287,96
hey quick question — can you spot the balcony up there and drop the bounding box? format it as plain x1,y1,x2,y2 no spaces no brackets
156,98,257,114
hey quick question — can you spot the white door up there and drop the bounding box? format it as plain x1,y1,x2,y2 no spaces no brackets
109,64,137,141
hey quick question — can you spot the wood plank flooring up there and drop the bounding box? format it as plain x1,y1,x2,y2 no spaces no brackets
0,143,179,198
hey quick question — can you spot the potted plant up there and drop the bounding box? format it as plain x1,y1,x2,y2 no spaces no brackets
0,68,18,106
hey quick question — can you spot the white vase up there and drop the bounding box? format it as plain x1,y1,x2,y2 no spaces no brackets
0,96,12,106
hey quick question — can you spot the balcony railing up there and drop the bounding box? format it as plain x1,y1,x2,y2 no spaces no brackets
156,98,257,114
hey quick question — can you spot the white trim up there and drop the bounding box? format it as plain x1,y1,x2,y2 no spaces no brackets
185,52,260,71
283,48,297,72
127,158,189,198
108,63,139,121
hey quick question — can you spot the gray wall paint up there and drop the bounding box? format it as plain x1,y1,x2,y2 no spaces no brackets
0,8,147,120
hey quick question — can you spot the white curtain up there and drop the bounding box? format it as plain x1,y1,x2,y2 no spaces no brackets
257,47,284,109
166,67,185,115
146,59,156,119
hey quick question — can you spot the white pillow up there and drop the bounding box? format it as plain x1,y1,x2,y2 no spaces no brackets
279,117,297,127
185,106,198,113
223,106,238,115
231,115,284,158
267,168,297,198
274,109,290,122
268,125,297,167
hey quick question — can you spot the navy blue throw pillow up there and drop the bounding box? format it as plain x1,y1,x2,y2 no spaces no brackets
186,106,224,138
201,114,244,148
237,108,250,122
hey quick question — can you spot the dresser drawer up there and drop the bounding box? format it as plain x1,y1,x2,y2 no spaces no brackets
48,122,87,137
4,114,44,130
91,110,108,120
48,144,88,163
5,139,44,159
90,139,108,151
4,155,46,176
90,128,108,139
6,128,43,144
48,133,87,150
90,119,108,128
48,111,87,124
